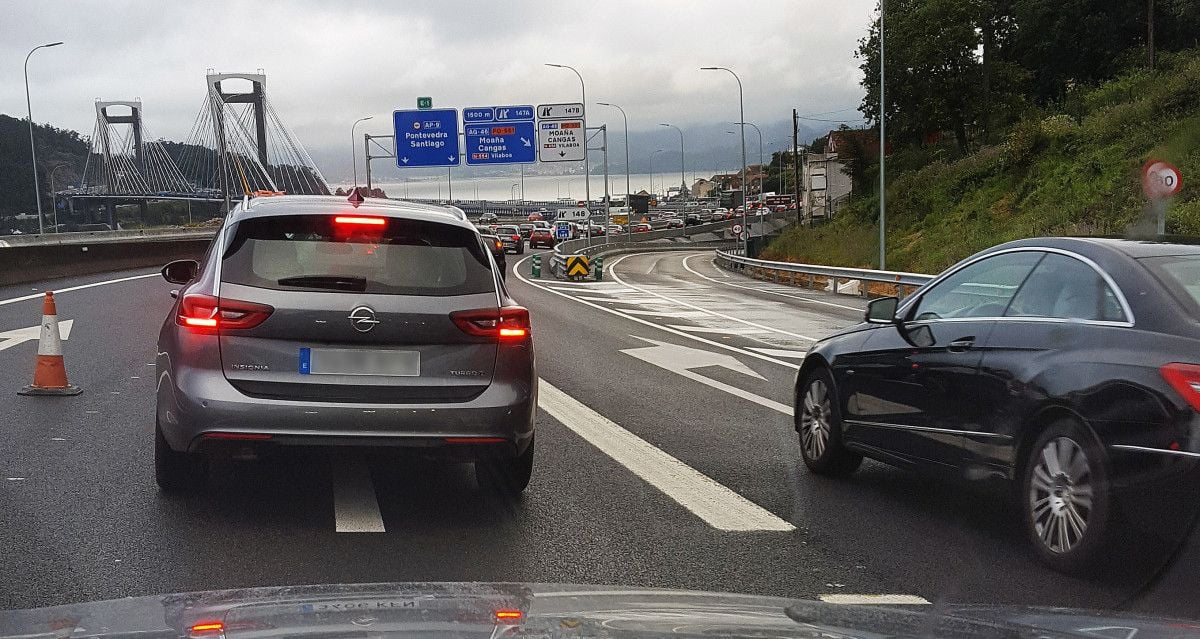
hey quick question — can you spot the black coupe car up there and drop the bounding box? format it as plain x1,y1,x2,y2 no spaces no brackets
794,237,1200,573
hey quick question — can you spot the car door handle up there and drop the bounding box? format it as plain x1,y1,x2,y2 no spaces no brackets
947,337,975,352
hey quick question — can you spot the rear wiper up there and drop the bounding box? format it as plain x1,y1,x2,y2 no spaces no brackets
277,275,367,292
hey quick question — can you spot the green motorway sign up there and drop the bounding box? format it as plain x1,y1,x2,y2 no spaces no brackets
417,96,433,110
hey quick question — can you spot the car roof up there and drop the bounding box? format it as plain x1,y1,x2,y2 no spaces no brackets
230,195,473,228
992,236,1200,259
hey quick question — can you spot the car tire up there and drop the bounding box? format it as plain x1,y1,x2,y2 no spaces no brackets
476,435,534,497
796,367,862,476
517,244,524,255
155,421,205,494
1021,419,1112,574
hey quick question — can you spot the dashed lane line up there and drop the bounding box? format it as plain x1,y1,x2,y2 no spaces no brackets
818,594,931,605
747,347,809,359
538,379,795,532
332,454,386,533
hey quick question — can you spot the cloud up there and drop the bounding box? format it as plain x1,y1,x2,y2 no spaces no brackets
0,0,873,180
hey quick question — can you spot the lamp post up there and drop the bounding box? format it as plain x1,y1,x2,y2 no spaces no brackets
25,41,64,235
350,115,373,190
546,63,591,240
649,149,664,198
702,66,747,253
596,102,630,206
878,0,888,269
658,123,685,201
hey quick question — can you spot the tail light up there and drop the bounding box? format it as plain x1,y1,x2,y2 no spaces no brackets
334,215,386,226
1161,363,1200,411
177,294,274,332
451,307,531,341
511,235,520,241
494,240,503,250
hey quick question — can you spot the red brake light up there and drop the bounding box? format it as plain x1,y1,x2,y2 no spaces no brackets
511,235,520,241
190,621,224,635
177,294,274,332
334,215,386,226
451,307,531,340
494,610,523,622
1161,363,1200,411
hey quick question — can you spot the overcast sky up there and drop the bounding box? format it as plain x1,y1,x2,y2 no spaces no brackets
1,0,874,179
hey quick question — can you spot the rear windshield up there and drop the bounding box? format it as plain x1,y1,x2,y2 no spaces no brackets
1143,254,1200,316
221,214,494,296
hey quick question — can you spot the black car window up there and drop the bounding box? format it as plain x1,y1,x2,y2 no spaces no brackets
909,251,1043,321
1142,255,1200,318
1005,253,1127,322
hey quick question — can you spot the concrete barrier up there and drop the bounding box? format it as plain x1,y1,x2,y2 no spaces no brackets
0,237,213,287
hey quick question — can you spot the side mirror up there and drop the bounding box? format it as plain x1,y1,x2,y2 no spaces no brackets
864,296,899,324
161,259,199,285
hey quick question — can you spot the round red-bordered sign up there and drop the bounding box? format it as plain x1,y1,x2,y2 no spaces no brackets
1142,159,1183,199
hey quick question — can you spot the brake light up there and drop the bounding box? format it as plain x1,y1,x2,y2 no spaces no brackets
1161,363,1200,411
450,307,531,340
494,610,523,622
190,621,224,635
177,294,274,332
334,216,386,226
511,235,520,241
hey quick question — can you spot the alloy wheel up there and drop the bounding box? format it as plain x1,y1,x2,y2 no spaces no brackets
1028,436,1094,554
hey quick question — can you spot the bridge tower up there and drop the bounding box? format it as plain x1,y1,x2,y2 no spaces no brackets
94,100,143,194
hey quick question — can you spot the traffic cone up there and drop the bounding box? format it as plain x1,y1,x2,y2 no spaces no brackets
19,292,81,396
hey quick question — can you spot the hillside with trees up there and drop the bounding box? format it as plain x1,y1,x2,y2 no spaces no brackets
764,0,1200,273
0,114,88,217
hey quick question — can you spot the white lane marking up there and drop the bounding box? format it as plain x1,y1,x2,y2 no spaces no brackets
538,378,795,532
645,255,661,275
667,325,774,335
622,309,712,318
819,594,931,605
622,342,791,415
747,347,809,359
682,253,862,312
0,273,158,307
707,258,731,277
331,455,386,533
0,320,73,353
575,296,664,304
609,254,818,342
513,256,799,370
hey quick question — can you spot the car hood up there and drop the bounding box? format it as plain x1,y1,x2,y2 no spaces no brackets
1,583,1195,639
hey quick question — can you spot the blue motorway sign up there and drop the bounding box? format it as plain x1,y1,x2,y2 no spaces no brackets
393,108,459,168
463,105,536,166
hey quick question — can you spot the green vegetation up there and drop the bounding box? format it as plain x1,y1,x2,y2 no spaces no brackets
0,114,88,217
765,1,1200,274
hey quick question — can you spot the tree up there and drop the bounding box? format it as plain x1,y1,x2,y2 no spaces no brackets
858,0,987,154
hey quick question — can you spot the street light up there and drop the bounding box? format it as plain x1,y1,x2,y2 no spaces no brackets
878,1,887,269
658,123,685,201
702,66,747,253
25,41,64,235
545,63,592,242
736,122,764,209
649,149,664,198
596,102,630,206
350,116,373,189
510,183,520,202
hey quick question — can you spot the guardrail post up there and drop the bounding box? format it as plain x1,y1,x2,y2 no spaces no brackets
532,254,541,278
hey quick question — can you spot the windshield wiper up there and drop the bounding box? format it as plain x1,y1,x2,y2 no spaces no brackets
277,275,367,292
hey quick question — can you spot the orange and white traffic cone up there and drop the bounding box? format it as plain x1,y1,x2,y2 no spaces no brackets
19,292,81,396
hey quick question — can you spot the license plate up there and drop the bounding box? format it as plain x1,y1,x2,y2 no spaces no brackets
299,348,420,376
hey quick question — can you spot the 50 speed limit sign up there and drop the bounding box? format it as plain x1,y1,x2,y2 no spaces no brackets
1142,159,1183,199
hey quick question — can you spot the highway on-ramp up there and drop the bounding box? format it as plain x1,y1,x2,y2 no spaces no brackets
0,249,1196,616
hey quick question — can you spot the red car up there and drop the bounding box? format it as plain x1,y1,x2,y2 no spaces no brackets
631,223,653,233
529,227,556,248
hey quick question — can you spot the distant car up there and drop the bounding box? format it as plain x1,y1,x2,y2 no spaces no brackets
494,225,525,254
529,227,555,249
684,214,701,226
773,205,787,213
589,223,606,236
532,220,552,230
518,223,536,239
631,223,653,233
666,218,685,229
697,211,714,223
608,224,625,235
478,231,508,278
479,212,499,224
527,212,544,221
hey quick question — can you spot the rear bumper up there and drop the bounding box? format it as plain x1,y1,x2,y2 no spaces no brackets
157,364,536,458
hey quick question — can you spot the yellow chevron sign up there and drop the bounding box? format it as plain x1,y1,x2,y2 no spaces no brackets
565,255,590,277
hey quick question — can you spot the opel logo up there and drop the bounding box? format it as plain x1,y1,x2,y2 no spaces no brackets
348,305,380,332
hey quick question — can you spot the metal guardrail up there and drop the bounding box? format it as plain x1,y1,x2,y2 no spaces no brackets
714,249,934,297
0,226,218,248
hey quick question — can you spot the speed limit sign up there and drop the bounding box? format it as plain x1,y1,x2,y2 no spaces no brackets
732,223,744,234
1142,159,1183,199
